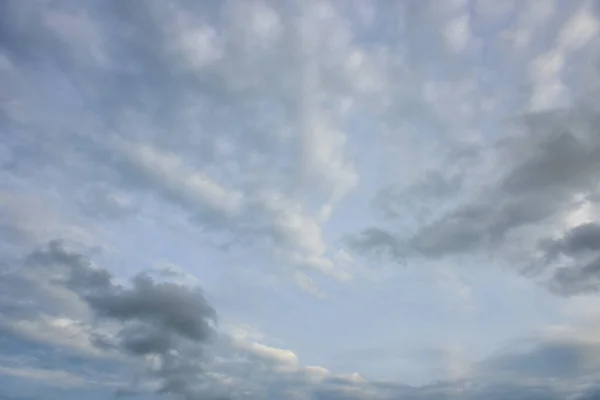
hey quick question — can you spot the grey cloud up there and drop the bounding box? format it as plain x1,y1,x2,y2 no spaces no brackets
28,241,110,288
409,193,564,258
346,228,405,264
354,107,600,270
0,255,88,321
361,333,600,399
374,171,464,220
27,240,216,343
352,194,560,261
483,341,596,380
542,222,600,260
550,256,600,296
417,115,600,257
7,240,600,399
117,324,172,356
576,386,600,400
75,186,139,221
499,128,599,195
459,383,560,400
311,379,563,400
532,221,600,296
2,239,223,399
410,202,492,257
3,1,600,399
87,273,216,343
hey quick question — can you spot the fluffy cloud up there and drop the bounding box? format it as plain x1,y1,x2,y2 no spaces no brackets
0,240,219,398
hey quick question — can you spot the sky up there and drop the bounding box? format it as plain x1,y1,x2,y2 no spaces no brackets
1,0,600,399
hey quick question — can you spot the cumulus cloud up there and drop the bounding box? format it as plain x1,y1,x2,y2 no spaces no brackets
0,239,222,398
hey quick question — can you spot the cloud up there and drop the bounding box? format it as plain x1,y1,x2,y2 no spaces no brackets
0,239,222,399
2,0,600,399
5,239,600,399
115,139,244,221
0,239,366,399
0,365,99,389
483,340,597,380
527,219,600,296
545,222,600,256
353,106,600,268
550,255,600,296
0,0,367,295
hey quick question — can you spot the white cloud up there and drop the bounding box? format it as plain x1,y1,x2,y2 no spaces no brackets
227,323,302,367
502,0,557,49
42,8,108,66
529,50,565,82
243,341,299,367
118,140,244,218
525,2,599,112
178,25,223,68
443,14,471,53
528,49,567,111
299,113,358,221
293,271,325,299
557,2,599,51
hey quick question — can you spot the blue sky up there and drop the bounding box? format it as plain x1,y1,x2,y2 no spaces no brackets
1,0,600,399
